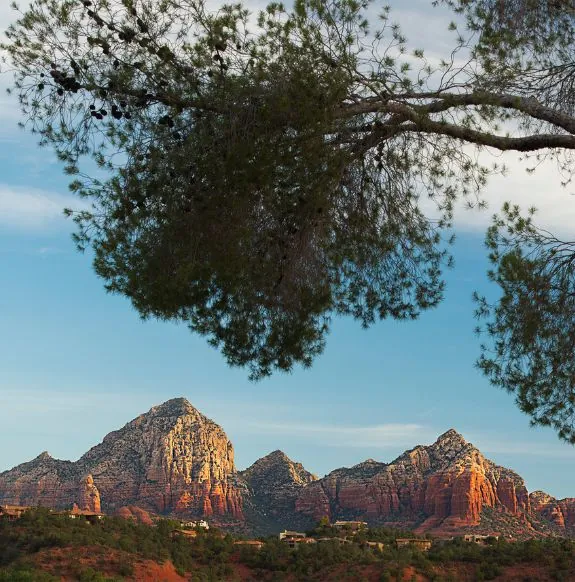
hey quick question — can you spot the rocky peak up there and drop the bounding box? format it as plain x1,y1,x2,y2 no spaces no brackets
435,428,467,446
430,429,470,457
258,450,291,463
0,399,243,520
339,458,387,479
241,450,316,487
422,428,477,469
148,397,198,417
295,428,535,535
21,451,57,468
528,490,575,530
240,451,316,530
530,490,556,506
122,397,213,435
36,451,52,461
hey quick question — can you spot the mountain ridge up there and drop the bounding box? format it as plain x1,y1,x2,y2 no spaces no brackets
0,397,242,520
1,398,574,537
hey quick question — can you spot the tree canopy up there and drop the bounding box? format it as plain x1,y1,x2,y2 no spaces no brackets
4,0,575,440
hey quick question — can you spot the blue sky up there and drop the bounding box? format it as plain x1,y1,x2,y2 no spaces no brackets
2,0,575,500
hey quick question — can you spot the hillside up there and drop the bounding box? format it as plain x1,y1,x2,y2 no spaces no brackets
1,508,575,581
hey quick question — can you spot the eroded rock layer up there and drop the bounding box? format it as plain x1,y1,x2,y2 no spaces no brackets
530,491,575,531
0,398,242,519
1,403,573,538
294,430,534,535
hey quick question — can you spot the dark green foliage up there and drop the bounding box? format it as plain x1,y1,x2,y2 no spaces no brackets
3,0,459,381
428,535,575,574
0,567,59,582
2,512,575,580
475,204,575,442
4,0,575,432
0,508,231,577
445,0,575,55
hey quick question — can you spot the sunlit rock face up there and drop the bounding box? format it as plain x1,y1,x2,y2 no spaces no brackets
1,403,574,538
79,474,101,513
530,491,575,531
0,398,243,519
294,429,536,536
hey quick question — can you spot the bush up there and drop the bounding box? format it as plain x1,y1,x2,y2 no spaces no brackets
0,567,59,582
116,558,134,577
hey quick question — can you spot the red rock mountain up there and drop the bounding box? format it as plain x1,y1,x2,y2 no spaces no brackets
0,402,573,537
294,429,569,537
530,491,575,530
0,398,242,519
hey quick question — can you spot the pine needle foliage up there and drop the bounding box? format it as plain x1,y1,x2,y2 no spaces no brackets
4,0,575,441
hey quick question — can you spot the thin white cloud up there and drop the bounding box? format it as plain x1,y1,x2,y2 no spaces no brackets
451,153,575,237
0,185,89,231
0,388,138,415
37,246,62,255
467,435,575,460
245,420,431,449
246,420,575,461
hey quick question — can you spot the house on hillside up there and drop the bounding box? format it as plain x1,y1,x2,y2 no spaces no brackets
180,519,209,530
279,530,306,540
463,534,499,544
395,538,432,552
0,505,32,521
282,536,317,549
333,520,368,533
67,507,104,524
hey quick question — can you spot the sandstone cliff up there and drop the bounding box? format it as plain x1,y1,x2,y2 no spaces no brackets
530,490,575,531
1,402,573,538
0,398,242,519
294,429,532,536
0,451,81,510
79,475,101,513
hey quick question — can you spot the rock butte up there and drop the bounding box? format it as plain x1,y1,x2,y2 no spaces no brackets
294,429,534,536
0,399,573,537
0,398,242,520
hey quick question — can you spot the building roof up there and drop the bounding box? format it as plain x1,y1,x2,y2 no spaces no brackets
0,504,32,511
0,505,33,517
69,509,104,517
